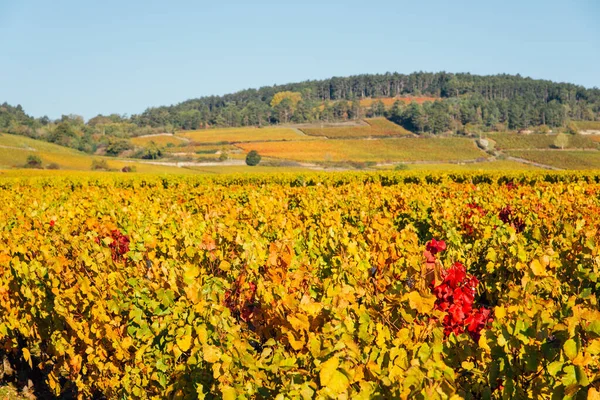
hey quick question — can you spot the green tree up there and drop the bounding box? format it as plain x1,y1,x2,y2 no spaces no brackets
372,100,385,117
554,132,569,149
105,139,133,156
245,150,261,166
24,154,43,168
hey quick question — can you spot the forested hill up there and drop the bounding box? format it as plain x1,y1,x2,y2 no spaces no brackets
1,72,600,152
130,72,600,131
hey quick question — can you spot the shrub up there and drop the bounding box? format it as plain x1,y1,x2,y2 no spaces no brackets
91,159,110,171
219,152,229,162
24,154,43,169
46,163,60,170
245,150,261,166
566,122,579,135
395,163,409,171
122,165,137,173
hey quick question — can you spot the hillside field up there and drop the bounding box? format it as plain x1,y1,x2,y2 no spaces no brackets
301,118,412,138
237,137,487,162
508,150,600,169
487,133,597,150
130,134,188,147
0,133,196,174
176,127,312,144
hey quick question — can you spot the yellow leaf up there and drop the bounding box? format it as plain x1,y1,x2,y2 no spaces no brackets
406,291,435,314
177,334,192,352
320,356,349,394
183,265,200,282
495,306,506,320
588,388,600,400
326,371,349,394
288,314,310,331
222,386,236,400
219,260,231,272
22,347,32,368
287,331,305,351
530,259,545,276
203,345,221,363
320,356,339,386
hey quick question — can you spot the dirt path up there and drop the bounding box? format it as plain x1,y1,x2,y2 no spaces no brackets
0,144,37,151
505,156,562,170
134,133,191,143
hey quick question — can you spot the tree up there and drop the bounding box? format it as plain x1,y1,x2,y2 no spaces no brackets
105,139,133,156
245,150,261,166
270,91,302,109
274,98,294,124
372,100,385,117
554,132,569,150
24,154,43,168
136,143,163,159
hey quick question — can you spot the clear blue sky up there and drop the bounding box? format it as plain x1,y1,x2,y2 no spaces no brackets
1,0,598,120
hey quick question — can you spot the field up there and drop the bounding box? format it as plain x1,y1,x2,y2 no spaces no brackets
1,172,600,399
301,118,412,138
573,121,600,131
487,133,597,150
0,133,197,174
508,150,600,169
176,127,312,144
359,96,439,107
386,160,540,171
237,137,487,162
130,134,188,147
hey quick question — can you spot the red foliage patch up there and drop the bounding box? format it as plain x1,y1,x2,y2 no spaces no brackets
431,262,492,342
104,230,130,262
498,206,525,233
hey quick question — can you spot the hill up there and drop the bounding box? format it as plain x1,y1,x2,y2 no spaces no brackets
1,71,599,172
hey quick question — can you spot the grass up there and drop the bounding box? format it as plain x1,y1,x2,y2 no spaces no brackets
301,118,412,138
176,127,312,144
237,137,487,163
573,121,600,131
0,132,84,154
508,150,600,169
130,134,187,147
0,132,200,174
486,133,597,150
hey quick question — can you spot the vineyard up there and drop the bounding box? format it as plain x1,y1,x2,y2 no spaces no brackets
237,138,485,163
301,118,412,138
487,133,598,150
177,127,312,144
1,172,600,399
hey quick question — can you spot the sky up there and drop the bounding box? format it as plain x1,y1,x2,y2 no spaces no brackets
0,0,598,120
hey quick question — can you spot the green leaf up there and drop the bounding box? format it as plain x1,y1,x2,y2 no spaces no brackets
563,339,578,360
548,361,563,377
561,365,578,388
586,320,600,337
